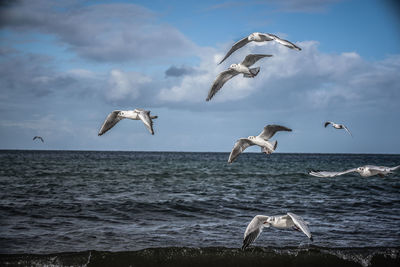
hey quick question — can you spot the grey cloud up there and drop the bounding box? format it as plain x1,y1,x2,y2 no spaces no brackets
157,41,400,112
165,65,197,77
0,0,197,62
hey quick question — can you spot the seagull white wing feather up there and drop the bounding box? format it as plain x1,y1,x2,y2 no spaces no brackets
98,110,123,136
287,213,312,240
343,125,352,137
258,125,292,140
206,69,238,101
241,54,272,67
228,138,254,163
309,168,358,177
270,34,301,51
138,110,155,135
388,165,400,171
218,37,251,65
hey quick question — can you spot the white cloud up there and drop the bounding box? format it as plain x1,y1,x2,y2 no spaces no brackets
157,39,400,112
107,69,151,101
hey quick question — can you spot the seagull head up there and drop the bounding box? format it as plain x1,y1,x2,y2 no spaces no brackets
248,135,256,140
357,166,365,173
228,63,238,70
262,217,273,227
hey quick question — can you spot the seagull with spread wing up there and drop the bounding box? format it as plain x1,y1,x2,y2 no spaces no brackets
309,165,400,178
33,136,44,143
242,213,313,250
207,54,272,101
219,32,301,65
324,121,352,136
98,108,158,136
228,124,292,163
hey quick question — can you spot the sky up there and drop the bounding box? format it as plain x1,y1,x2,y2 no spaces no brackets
0,0,399,153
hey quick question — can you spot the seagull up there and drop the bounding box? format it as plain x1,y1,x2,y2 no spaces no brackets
242,213,313,250
219,32,301,65
207,54,272,101
309,165,400,178
98,109,158,136
33,136,44,142
324,121,352,136
228,124,292,163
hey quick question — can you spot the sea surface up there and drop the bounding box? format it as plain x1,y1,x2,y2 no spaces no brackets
0,150,399,266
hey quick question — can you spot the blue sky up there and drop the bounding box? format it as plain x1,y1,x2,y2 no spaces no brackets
0,0,399,153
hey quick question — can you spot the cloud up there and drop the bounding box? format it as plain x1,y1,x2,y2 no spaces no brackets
157,40,400,112
1,28,399,114
106,69,151,101
165,65,197,77
0,0,197,62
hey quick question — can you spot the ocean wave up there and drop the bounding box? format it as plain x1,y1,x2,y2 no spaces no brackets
1,247,399,267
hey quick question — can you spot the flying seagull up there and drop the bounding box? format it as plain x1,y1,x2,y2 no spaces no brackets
228,124,292,163
98,109,158,136
33,136,44,142
242,213,313,250
309,165,400,178
324,121,352,136
207,54,272,101
219,32,301,65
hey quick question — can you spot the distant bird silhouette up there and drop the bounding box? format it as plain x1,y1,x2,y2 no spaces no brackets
324,121,352,137
33,136,44,142
98,108,158,136
219,32,301,65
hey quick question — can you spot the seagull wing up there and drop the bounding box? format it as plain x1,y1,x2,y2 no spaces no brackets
389,165,400,172
218,36,251,65
241,54,273,67
242,227,261,250
228,138,254,163
258,33,275,41
242,215,268,250
206,69,238,101
271,35,301,51
324,121,332,128
33,136,44,142
287,213,312,240
343,125,352,137
308,168,358,177
98,110,122,136
258,125,292,140
138,110,155,135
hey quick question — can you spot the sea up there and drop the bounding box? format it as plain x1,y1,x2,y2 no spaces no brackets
0,150,399,266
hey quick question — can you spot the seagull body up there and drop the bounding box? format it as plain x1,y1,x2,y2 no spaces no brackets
242,213,312,250
98,108,157,136
207,54,272,101
309,165,400,178
33,136,44,142
324,121,352,136
219,32,301,65
228,124,292,163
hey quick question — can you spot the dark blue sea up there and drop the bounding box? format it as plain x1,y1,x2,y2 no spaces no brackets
0,150,399,266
